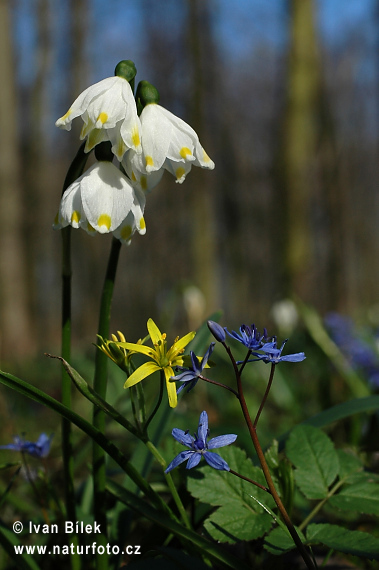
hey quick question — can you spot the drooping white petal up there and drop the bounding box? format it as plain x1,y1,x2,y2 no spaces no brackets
59,179,87,228
55,77,120,130
139,104,172,172
80,162,134,233
113,185,146,244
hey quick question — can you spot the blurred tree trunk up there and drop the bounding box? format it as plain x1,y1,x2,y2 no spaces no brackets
187,0,220,318
0,0,34,359
280,0,322,301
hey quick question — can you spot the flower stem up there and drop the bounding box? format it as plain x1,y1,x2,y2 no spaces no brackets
61,142,88,570
253,363,275,428
224,345,316,570
198,375,239,398
229,469,270,493
144,372,164,432
145,440,192,529
92,236,122,569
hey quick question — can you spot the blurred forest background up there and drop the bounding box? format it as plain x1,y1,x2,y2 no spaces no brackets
1,0,379,366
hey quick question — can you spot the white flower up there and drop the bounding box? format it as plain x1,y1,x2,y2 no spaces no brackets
55,76,142,160
55,161,146,239
131,103,215,184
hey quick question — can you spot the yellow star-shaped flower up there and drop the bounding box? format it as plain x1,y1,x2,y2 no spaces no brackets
118,318,195,408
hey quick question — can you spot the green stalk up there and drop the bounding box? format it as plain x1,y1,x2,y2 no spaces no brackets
61,142,88,570
92,237,121,568
224,344,316,570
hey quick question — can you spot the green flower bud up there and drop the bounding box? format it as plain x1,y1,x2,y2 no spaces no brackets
114,60,137,83
136,80,160,114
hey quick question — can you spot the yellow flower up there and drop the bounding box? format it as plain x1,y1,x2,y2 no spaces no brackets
118,318,196,408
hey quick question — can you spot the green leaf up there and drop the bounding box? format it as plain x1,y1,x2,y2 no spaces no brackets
187,446,275,543
285,425,339,499
265,440,280,470
307,523,379,560
329,482,379,516
336,449,363,480
204,502,273,544
264,526,306,555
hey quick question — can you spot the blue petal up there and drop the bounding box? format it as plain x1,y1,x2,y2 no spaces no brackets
173,370,197,383
280,352,306,363
204,451,230,471
197,411,209,446
165,450,193,473
186,452,201,469
190,352,201,373
171,428,194,447
207,320,226,342
208,434,237,449
200,342,215,369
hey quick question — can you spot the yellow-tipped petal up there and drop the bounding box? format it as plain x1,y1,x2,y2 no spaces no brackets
124,361,160,389
97,214,112,231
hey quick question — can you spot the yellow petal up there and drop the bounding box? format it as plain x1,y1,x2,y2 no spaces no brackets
164,367,178,408
167,331,196,360
117,341,154,358
147,318,163,345
124,361,160,389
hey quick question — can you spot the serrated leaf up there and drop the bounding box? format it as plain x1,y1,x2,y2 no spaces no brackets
329,482,379,516
307,523,379,560
187,446,275,510
336,449,363,480
264,526,306,555
285,425,339,499
204,502,273,543
187,446,275,543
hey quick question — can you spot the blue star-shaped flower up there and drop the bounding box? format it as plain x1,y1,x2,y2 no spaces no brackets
165,411,237,473
250,339,306,364
225,324,269,350
173,343,215,394
0,433,53,458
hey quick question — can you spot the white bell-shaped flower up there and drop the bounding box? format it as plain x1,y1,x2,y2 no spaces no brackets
55,161,146,239
138,103,215,184
55,76,142,160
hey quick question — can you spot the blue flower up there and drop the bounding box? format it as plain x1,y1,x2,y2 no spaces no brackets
249,339,305,364
0,433,53,459
173,343,215,394
165,411,237,473
226,324,269,350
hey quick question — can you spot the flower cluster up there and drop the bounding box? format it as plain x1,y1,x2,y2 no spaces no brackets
55,61,215,244
208,320,305,365
0,433,53,459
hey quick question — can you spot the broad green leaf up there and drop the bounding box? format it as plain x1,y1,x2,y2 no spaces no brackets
187,446,275,543
204,503,273,543
265,440,280,470
307,523,379,560
187,446,275,510
264,526,306,555
336,449,363,480
329,482,379,516
285,425,339,499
